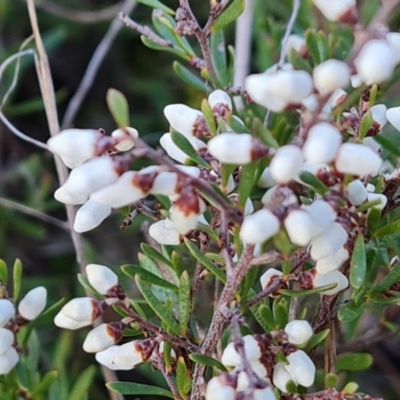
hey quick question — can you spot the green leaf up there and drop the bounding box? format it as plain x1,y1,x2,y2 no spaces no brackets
238,161,258,207
179,271,191,335
316,31,329,61
272,297,288,329
171,250,184,277
135,275,180,335
358,111,373,140
256,303,276,331
140,36,189,59
201,99,217,136
122,265,178,292
171,131,210,168
136,0,175,15
33,371,58,395
278,283,338,297
368,84,378,108
306,29,320,64
367,207,381,233
336,353,373,372
374,219,400,237
350,234,366,289
176,357,192,397
77,274,101,297
67,366,96,400
213,0,245,31
0,260,7,284
342,382,359,394
325,373,338,389
173,61,207,91
338,301,364,322
305,329,330,350
141,243,173,268
107,382,174,398
189,353,227,372
13,258,22,301
298,171,329,194
210,30,229,86
184,238,226,283
370,264,400,295
106,88,129,128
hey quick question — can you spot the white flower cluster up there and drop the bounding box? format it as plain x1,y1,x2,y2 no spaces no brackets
0,287,47,374
206,320,315,399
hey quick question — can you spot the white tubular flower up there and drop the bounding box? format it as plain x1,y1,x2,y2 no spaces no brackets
221,335,262,367
47,129,103,169
257,167,276,188
0,328,14,355
0,299,15,327
240,209,280,245
18,287,47,321
273,363,293,393
316,247,349,274
54,184,88,205
113,339,153,368
270,145,304,183
207,133,264,165
253,387,277,400
160,133,206,164
65,157,121,197
367,193,387,210
284,320,313,346
73,200,111,233
86,264,118,295
313,0,356,22
302,122,342,165
149,219,181,245
312,270,349,295
386,32,400,64
303,200,337,235
284,209,319,246
310,222,348,260
370,104,387,130
260,268,284,292
0,347,19,375
59,297,102,323
83,323,122,353
347,179,368,205
386,106,400,131
354,40,396,85
54,312,93,330
285,350,316,387
286,34,306,54
205,375,236,400
335,143,382,177
95,345,133,370
208,90,232,111
313,59,350,93
111,127,138,152
163,104,204,137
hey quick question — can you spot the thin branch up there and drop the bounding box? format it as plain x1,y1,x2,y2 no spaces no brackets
61,0,136,129
0,197,68,230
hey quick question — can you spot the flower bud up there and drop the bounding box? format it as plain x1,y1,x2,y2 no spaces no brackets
0,328,14,355
169,188,201,234
285,349,315,387
370,104,387,131
273,363,292,393
302,200,337,235
386,106,400,132
0,299,15,327
313,0,357,22
113,339,155,368
18,287,47,321
54,312,92,330
284,209,319,246
208,90,232,113
0,346,19,375
313,59,350,93
54,184,88,205
270,145,304,183
160,133,206,164
208,133,267,165
367,193,387,210
149,219,181,245
350,74,363,88
73,200,112,233
95,345,133,370
86,264,118,295
205,374,236,400
362,137,381,153
47,129,103,169
316,247,349,274
253,387,277,400
221,335,262,367
312,270,349,295
260,268,284,293
257,167,276,188
354,40,396,85
302,123,342,165
83,323,123,353
310,222,348,260
240,209,280,245
386,32,400,64
347,179,368,206
335,143,382,177
111,127,138,152
59,297,103,322
163,104,205,137
286,34,306,55
284,320,313,346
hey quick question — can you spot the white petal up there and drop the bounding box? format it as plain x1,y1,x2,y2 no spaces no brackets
83,323,120,353
0,328,14,355
303,200,337,235
74,200,111,233
285,350,315,387
370,104,387,129
95,345,134,370
316,247,349,274
260,268,284,290
240,209,280,245
18,287,47,320
163,104,204,137
270,145,304,183
347,179,368,205
270,70,313,103
0,347,19,374
0,299,15,327
254,387,277,400
54,184,88,205
312,270,349,295
310,222,348,260
169,206,199,235
284,210,319,246
221,335,261,367
160,133,205,164
313,59,350,93
286,35,306,54
86,264,118,295
362,137,381,153
60,297,99,322
386,106,400,131
205,375,236,400
54,312,92,330
208,90,232,111
257,167,276,188
367,193,387,210
284,320,313,346
273,363,293,392
149,220,181,245
113,341,145,367
313,0,355,21
111,127,138,152
386,32,400,64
